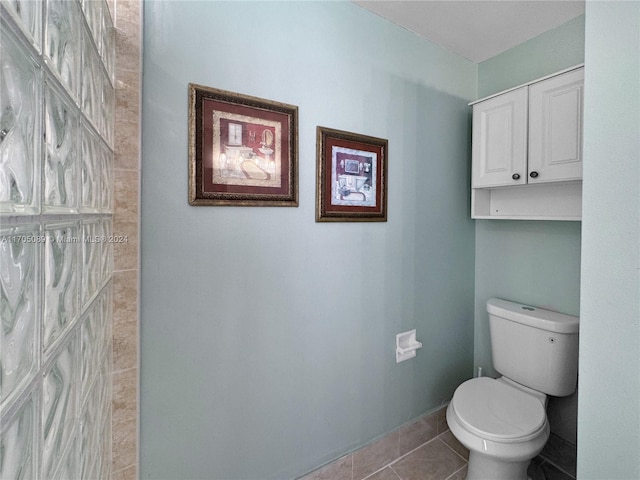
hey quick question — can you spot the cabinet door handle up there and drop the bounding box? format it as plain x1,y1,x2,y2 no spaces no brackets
512,173,521,180
530,171,539,178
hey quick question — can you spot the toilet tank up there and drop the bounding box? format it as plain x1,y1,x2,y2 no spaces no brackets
488,298,579,397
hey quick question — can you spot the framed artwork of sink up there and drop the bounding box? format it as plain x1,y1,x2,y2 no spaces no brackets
188,84,298,206
316,126,388,222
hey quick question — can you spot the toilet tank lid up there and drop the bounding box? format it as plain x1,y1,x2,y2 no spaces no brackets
487,298,579,334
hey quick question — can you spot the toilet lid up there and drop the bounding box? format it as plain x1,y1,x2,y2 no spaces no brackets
451,377,546,441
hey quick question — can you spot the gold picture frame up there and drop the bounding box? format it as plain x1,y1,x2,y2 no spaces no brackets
316,126,388,222
189,84,298,206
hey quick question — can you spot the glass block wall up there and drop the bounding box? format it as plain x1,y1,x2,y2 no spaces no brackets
0,0,115,478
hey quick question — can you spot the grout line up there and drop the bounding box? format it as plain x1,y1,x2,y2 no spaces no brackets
436,432,469,463
539,458,576,480
351,453,354,480
361,435,442,480
112,365,138,376
112,463,136,475
360,465,386,480
387,464,403,480
359,433,470,480
444,464,467,480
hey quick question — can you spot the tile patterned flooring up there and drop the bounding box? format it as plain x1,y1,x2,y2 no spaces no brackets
300,407,577,480
530,434,578,480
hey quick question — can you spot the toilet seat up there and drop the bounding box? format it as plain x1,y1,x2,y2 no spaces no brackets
451,377,546,442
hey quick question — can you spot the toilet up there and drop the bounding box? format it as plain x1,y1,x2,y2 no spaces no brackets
446,298,579,480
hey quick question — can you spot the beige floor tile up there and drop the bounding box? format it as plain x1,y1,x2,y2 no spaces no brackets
366,466,402,480
445,465,467,480
391,439,466,480
436,406,448,434
112,464,137,480
539,433,577,478
438,431,469,460
398,412,439,456
353,431,400,480
300,454,352,480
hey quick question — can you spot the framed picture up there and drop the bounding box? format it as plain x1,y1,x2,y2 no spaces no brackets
188,84,298,206
316,126,388,222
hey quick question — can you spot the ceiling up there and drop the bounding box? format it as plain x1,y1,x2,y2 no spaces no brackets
352,1,585,63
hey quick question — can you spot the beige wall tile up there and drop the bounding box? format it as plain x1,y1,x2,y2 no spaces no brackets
115,27,141,75
115,0,141,75
113,222,138,272
115,0,142,38
112,410,137,472
113,368,138,471
115,70,140,171
114,169,139,217
113,464,137,480
113,270,138,371
113,0,141,477
114,169,139,271
113,367,137,419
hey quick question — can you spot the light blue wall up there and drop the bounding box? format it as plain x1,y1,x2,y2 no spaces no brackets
478,15,585,98
578,2,640,478
140,2,476,478
474,17,584,444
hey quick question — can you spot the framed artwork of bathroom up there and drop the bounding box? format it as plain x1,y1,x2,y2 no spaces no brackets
188,84,299,206
316,126,388,222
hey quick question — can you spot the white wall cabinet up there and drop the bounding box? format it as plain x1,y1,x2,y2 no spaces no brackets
472,87,528,188
471,66,584,220
528,68,584,184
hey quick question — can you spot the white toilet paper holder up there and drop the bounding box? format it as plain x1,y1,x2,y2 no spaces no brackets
396,329,422,363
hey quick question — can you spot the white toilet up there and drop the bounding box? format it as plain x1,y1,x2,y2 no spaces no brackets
446,298,579,480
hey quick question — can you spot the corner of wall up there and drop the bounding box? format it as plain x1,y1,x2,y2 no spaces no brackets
111,0,142,479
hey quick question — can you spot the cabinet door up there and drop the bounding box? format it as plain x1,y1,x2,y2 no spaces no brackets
528,68,584,183
472,87,528,188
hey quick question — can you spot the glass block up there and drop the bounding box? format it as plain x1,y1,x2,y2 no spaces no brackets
100,74,115,146
43,82,79,212
100,284,112,356
45,0,81,100
81,220,101,307
99,407,112,480
0,395,36,480
42,334,77,479
81,0,102,53
98,345,110,420
99,143,113,212
80,122,100,212
43,222,79,351
100,218,113,282
0,25,42,214
80,378,100,480
81,29,102,130
52,433,78,480
80,307,98,403
104,0,114,26
1,0,42,50
101,0,115,82
0,224,39,406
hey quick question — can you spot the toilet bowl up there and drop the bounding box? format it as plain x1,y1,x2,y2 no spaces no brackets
446,377,550,480
445,299,579,480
